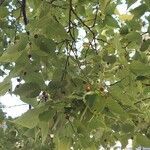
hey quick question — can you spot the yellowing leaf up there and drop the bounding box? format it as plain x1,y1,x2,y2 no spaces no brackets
55,137,71,150
119,14,134,21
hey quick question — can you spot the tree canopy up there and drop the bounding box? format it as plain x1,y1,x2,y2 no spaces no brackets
0,0,150,149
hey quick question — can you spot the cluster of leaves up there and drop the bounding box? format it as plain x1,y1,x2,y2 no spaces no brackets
0,103,55,150
0,0,150,149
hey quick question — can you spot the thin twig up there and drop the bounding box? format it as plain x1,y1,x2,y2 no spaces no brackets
69,44,89,82
70,6,98,54
68,119,76,134
109,77,126,86
91,5,99,28
68,0,76,42
80,106,88,121
60,42,70,81
134,97,150,105
4,104,28,108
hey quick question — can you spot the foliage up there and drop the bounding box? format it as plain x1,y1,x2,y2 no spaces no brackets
0,103,55,150
0,0,150,149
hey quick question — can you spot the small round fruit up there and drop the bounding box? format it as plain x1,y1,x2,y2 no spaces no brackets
28,54,32,59
34,34,38,38
99,87,104,92
17,78,21,82
16,85,20,88
65,115,70,120
26,31,30,35
85,84,91,92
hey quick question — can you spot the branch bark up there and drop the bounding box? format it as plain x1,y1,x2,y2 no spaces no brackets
22,0,28,25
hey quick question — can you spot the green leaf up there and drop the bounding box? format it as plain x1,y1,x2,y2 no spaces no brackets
13,109,40,128
99,0,111,13
13,103,49,128
106,2,116,15
119,134,129,149
21,98,38,107
136,134,150,147
0,0,149,148
39,110,54,122
131,4,148,18
34,35,56,54
110,84,133,106
24,128,35,138
144,0,150,8
129,61,150,76
0,7,8,18
140,39,150,52
120,26,129,35
125,31,141,43
39,121,49,144
88,116,106,129
14,82,41,98
84,92,106,112
24,72,45,88
107,98,125,116
33,15,69,40
102,54,116,64
121,122,134,133
126,0,137,7
47,80,62,92
54,137,71,150
0,52,22,63
0,81,10,95
77,5,86,16
6,34,28,53
104,15,119,28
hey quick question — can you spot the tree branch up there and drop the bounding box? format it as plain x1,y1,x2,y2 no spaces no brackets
91,5,99,28
22,0,28,25
68,0,76,42
0,0,5,6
